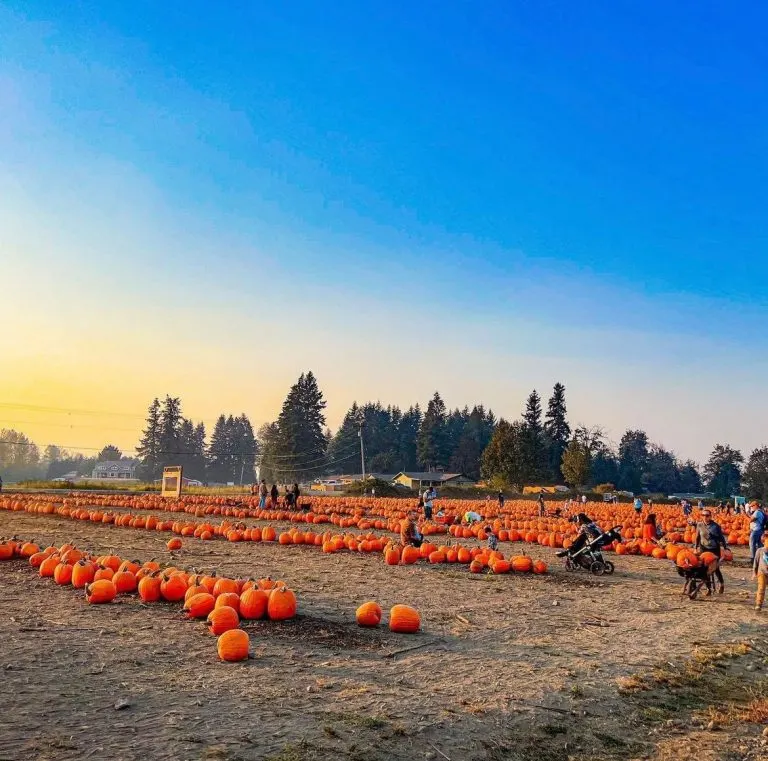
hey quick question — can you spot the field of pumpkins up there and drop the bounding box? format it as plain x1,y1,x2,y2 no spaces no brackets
0,490,755,760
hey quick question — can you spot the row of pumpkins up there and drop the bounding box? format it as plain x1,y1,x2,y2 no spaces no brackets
0,536,421,661
0,495,548,575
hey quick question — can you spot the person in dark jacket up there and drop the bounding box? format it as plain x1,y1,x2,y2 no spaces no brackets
558,513,600,556
695,509,727,593
291,482,301,509
270,483,278,508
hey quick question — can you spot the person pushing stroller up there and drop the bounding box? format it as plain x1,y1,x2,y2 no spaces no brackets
558,513,601,556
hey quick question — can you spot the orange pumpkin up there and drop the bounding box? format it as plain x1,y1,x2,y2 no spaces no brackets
207,606,240,635
86,579,117,604
217,629,249,662
389,604,420,634
355,601,382,627
267,586,297,621
239,589,269,620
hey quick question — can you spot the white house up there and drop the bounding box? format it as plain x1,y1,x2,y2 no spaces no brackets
92,460,138,481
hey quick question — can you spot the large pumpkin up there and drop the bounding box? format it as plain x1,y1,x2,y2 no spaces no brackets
389,604,420,634
217,629,250,662
207,606,240,635
86,579,117,604
184,592,216,619
239,589,269,620
267,586,297,621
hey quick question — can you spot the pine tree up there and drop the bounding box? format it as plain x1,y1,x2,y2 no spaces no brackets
480,420,538,490
271,371,328,482
744,448,768,502
677,460,702,493
521,390,547,483
158,396,183,467
417,392,448,470
207,415,231,483
618,429,650,493
450,406,495,480
398,406,422,471
233,414,257,484
136,398,162,481
703,444,744,499
544,383,570,481
522,390,543,434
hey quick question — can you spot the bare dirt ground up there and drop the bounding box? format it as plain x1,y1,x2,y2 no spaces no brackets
1,508,768,761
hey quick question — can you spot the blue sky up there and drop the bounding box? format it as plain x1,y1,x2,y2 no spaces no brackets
1,1,767,461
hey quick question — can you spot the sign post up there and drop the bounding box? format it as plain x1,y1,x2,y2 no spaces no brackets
161,466,183,499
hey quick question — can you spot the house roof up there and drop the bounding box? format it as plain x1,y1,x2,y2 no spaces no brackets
94,460,137,470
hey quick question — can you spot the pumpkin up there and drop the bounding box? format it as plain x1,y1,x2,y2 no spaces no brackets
160,573,188,602
167,538,182,551
355,601,382,627
699,551,718,566
53,562,73,585
185,584,208,602
491,559,511,574
0,542,14,561
469,559,484,574
113,570,138,593
400,546,420,565
72,560,96,589
138,572,163,602
20,542,40,558
511,556,533,573
207,606,240,635
39,555,60,578
239,589,269,620
184,592,216,619
389,604,420,634
93,566,115,582
28,551,48,568
532,560,548,574
213,578,239,597
384,546,401,565
215,592,241,614
267,586,297,621
217,629,249,662
86,579,117,604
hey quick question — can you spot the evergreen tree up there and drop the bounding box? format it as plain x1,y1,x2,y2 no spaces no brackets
522,390,543,434
207,415,233,483
544,383,570,481
744,448,768,502
677,460,703,493
521,390,547,482
642,445,679,495
0,429,42,481
158,396,183,467
618,429,650,493
136,398,162,481
267,371,328,482
450,405,495,480
97,444,122,462
398,406,422,471
178,420,207,481
703,444,743,499
233,414,257,484
417,392,448,470
480,420,537,490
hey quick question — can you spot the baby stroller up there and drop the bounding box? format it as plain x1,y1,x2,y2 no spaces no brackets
676,551,719,600
557,526,622,575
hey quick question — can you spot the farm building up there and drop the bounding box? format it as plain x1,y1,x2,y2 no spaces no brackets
392,472,474,490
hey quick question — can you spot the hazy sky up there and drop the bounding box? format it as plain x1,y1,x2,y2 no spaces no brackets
2,1,767,464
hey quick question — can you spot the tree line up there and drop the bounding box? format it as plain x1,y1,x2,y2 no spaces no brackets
3,371,768,500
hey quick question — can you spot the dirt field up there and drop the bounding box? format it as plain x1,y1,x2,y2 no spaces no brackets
1,507,768,761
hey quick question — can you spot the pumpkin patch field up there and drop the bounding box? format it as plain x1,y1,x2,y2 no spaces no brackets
0,494,767,761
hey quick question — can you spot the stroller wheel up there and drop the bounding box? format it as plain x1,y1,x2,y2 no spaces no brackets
590,561,606,576
564,557,576,571
603,561,615,575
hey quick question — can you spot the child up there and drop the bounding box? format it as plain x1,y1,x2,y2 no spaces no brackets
753,535,768,611
484,525,498,552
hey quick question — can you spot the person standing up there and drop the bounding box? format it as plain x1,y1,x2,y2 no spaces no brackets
752,535,768,611
581,494,587,506
498,490,505,510
748,502,767,562
258,479,268,509
633,496,643,517
270,483,278,508
423,486,436,521
292,482,301,510
538,493,545,517
695,509,728,594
